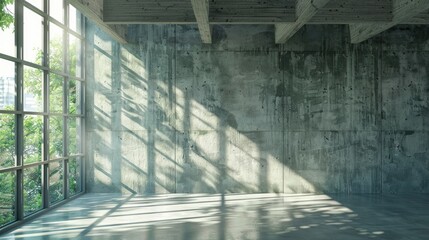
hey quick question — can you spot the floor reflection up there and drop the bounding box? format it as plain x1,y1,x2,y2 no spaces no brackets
1,193,428,240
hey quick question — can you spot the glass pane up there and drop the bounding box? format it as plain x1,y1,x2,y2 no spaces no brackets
69,157,81,196
49,22,64,72
49,73,63,113
23,7,44,65
23,115,43,164
0,1,16,57
68,117,81,155
0,171,16,227
24,165,42,216
49,116,63,159
49,0,64,23
69,34,82,78
68,79,81,114
26,0,43,11
49,161,64,204
69,5,81,35
23,66,43,112
0,59,15,110
0,114,16,169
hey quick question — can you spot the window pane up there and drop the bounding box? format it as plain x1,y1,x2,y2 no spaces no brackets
24,165,42,216
0,171,16,227
0,114,16,169
49,23,64,72
49,116,63,159
23,66,43,112
49,161,64,204
23,8,44,65
25,0,43,11
69,157,81,196
49,0,64,23
24,115,43,164
69,5,81,35
0,1,16,57
69,34,82,78
68,79,81,114
49,73,63,113
68,117,81,155
0,59,15,110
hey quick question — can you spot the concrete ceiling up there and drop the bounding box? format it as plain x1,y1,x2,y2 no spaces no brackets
68,0,429,44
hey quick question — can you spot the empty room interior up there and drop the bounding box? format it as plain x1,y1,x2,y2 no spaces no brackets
1,0,429,239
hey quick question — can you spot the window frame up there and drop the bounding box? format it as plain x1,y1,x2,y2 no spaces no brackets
0,0,85,232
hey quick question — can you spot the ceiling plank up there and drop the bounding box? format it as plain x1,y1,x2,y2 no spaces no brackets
103,0,196,24
103,0,295,24
101,0,425,25
68,0,127,44
311,0,392,24
191,0,211,43
350,0,429,43
405,10,429,24
275,0,331,44
209,0,295,23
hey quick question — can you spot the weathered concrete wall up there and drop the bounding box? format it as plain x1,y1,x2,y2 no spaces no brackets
85,22,429,194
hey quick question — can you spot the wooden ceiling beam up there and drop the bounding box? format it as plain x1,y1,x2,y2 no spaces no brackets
350,0,429,43
68,0,127,44
275,0,331,44
191,0,212,43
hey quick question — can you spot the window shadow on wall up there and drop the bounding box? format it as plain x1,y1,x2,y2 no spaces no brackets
83,24,429,240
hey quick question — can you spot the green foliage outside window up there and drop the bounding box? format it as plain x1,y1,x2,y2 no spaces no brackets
0,172,15,227
0,0,14,31
0,112,16,168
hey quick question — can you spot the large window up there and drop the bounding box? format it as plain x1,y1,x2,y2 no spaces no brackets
0,0,85,229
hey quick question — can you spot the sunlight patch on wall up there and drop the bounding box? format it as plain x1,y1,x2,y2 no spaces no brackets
120,46,148,80
95,34,113,55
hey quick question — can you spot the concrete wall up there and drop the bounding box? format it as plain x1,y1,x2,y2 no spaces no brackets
85,22,429,194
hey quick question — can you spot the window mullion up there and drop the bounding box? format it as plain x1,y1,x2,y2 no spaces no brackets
42,0,50,210
81,14,86,194
15,0,25,222
63,0,69,200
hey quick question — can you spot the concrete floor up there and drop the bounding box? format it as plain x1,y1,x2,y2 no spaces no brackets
1,193,428,240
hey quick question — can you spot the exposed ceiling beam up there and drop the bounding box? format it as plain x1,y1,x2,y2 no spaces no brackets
67,0,127,44
191,0,211,43
350,0,429,43
275,0,331,44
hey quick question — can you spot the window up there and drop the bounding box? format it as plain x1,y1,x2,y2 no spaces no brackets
23,7,44,65
0,0,85,229
0,59,15,111
0,172,16,225
0,2,16,57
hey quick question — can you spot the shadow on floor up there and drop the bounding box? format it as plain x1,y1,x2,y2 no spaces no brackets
1,193,429,240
